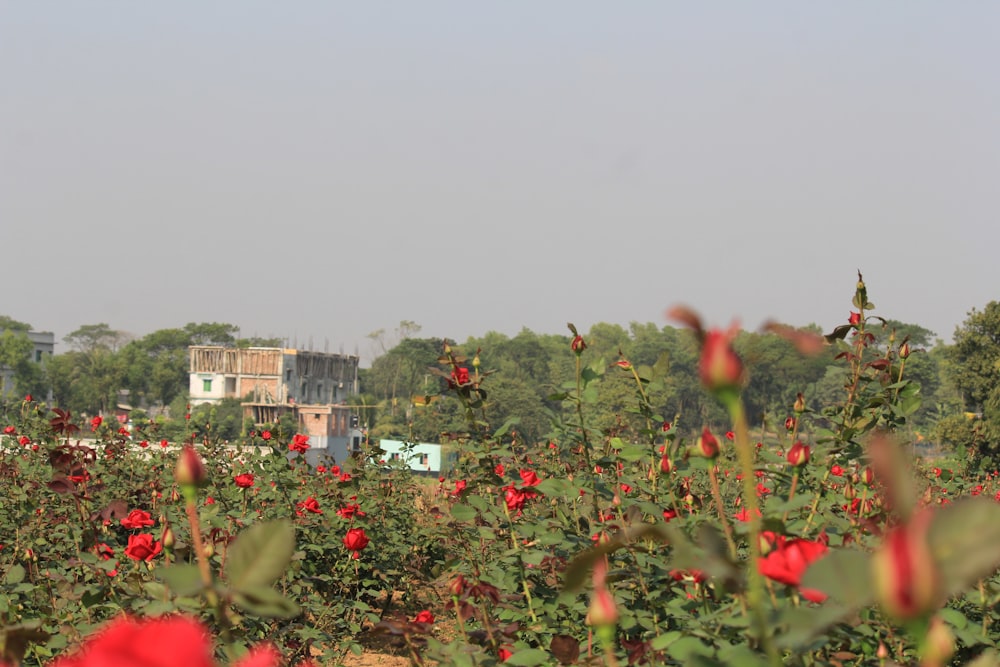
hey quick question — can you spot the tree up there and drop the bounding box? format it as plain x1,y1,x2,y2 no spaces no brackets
0,316,32,332
941,302,1000,465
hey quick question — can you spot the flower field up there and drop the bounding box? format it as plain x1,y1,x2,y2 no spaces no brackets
3,276,1000,667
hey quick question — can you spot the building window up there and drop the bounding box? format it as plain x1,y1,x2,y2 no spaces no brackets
390,452,400,461
420,453,429,465
203,379,212,392
35,350,42,362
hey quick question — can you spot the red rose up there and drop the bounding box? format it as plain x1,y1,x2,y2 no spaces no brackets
451,367,470,385
234,473,255,488
288,433,310,454
758,538,828,603
260,430,272,441
2,426,15,435
336,503,365,519
787,442,810,467
121,509,155,530
413,610,435,624
296,497,322,514
849,311,862,326
504,486,527,513
90,416,103,432
452,479,467,496
343,527,370,558
784,417,796,431
124,533,163,562
830,464,845,477
519,469,540,487
699,326,744,392
872,510,940,620
692,428,720,459
18,436,30,446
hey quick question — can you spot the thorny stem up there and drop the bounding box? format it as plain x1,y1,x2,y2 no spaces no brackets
708,465,738,561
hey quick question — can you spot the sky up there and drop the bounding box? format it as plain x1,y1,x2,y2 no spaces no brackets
3,3,998,365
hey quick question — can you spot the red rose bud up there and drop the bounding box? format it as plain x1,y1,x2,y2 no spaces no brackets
849,311,862,326
924,616,955,666
899,341,911,359
659,454,673,474
786,442,810,467
571,335,587,354
175,445,207,487
699,327,744,392
449,574,467,597
872,510,940,621
863,467,875,487
793,393,806,413
692,428,720,459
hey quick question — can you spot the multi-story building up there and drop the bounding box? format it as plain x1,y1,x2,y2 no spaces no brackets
0,329,54,398
188,345,360,458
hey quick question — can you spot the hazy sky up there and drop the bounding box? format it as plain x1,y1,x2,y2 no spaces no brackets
3,3,998,364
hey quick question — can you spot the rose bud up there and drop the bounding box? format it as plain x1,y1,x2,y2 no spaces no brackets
699,328,744,393
690,428,720,459
786,442,810,467
872,510,940,621
175,445,207,487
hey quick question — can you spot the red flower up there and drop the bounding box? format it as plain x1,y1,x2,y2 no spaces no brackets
336,504,365,519
519,469,541,487
659,455,673,474
758,538,828,603
692,428,720,459
784,417,796,431
296,497,322,514
2,425,15,435
343,527,370,559
288,434,310,454
413,610,435,624
260,430,272,441
662,421,671,432
725,431,735,441
504,486,527,513
498,646,514,662
830,464,845,477
121,509,155,530
662,509,678,522
160,439,169,448
570,335,587,354
849,312,862,326
872,510,940,620
48,615,281,667
451,367,470,385
205,497,216,505
338,473,352,483
90,415,103,432
735,507,761,522
124,533,163,562
234,473,255,488
139,440,149,448
18,436,30,447
614,359,632,370
176,445,207,486
699,326,744,393
787,442,810,467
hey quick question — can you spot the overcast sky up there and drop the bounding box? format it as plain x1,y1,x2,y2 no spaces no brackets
3,3,998,364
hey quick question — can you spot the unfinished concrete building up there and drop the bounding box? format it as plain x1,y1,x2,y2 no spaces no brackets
188,346,360,459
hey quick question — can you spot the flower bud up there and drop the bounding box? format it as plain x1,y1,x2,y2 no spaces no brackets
872,510,940,621
449,575,467,597
699,328,744,393
786,442,810,467
899,341,911,360
175,445,207,487
849,312,862,326
784,416,796,431
691,428,720,459
923,616,954,667
793,393,806,413
570,335,587,354
659,454,673,475
863,467,875,487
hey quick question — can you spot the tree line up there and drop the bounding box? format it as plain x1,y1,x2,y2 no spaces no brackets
2,303,1000,467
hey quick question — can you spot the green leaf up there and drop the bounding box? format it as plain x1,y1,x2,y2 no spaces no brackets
450,504,478,522
667,637,713,661
929,498,1000,598
4,564,25,585
224,520,296,592
503,648,551,666
232,586,301,618
801,548,874,609
158,564,206,597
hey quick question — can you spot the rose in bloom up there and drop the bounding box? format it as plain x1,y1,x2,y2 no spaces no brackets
849,311,862,326
260,430,272,441
160,439,169,448
121,509,155,530
725,431,735,441
494,463,505,476
234,473,255,488
519,469,540,487
504,486,527,513
288,433,310,454
18,436,30,446
205,497,216,505
90,416,103,432
336,503,365,519
413,610,435,624
787,442,810,467
49,615,286,667
338,473,352,483
296,497,322,514
830,464,845,477
343,527,370,559
662,508,678,522
758,538,829,603
662,422,671,432
735,507,761,522
451,367,470,385
2,425,15,435
124,533,163,562
139,440,149,448
498,646,514,662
